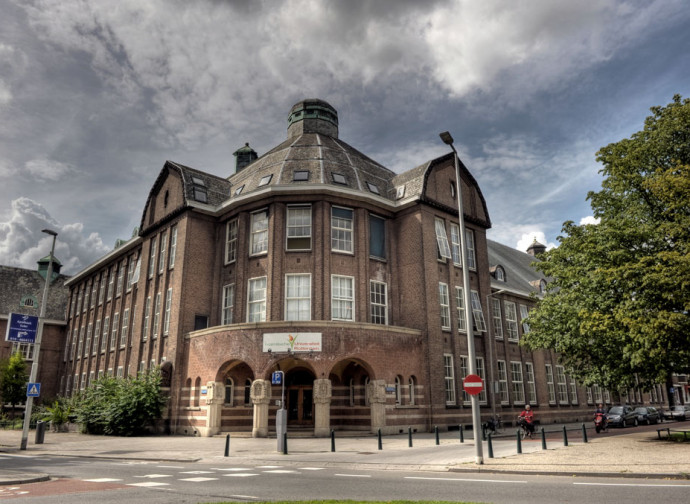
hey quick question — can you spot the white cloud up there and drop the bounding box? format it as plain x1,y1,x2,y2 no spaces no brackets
25,158,76,181
0,197,111,274
580,215,600,225
516,231,556,253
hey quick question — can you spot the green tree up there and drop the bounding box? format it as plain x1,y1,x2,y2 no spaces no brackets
523,95,690,395
0,352,29,418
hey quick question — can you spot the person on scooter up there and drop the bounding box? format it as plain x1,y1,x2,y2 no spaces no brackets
594,403,608,431
519,404,535,438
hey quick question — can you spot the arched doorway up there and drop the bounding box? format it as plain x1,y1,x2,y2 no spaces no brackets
286,368,315,426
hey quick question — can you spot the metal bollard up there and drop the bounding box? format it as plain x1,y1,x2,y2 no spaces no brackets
581,423,588,443
459,425,464,443
487,433,494,458
408,427,413,448
516,429,522,454
331,429,336,452
562,426,568,447
378,428,382,450
283,432,288,455
435,425,439,445
224,434,230,457
541,428,547,450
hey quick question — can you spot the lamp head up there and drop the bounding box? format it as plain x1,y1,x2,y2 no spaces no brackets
42,229,58,237
439,131,454,145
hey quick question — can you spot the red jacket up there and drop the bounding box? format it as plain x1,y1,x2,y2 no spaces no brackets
520,409,534,423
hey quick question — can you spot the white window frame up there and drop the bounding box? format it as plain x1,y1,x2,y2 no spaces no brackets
444,353,456,405
163,288,172,335
331,206,354,254
455,286,467,333
460,356,487,404
570,375,579,405
331,275,354,321
98,273,105,305
434,218,452,260
465,229,476,270
450,222,461,265
110,312,119,350
107,267,114,300
120,308,129,347
152,292,161,338
222,284,235,325
116,262,124,297
369,280,388,325
546,364,556,404
247,276,267,323
497,360,509,404
101,317,109,352
510,361,525,404
169,225,177,268
525,362,537,405
491,298,503,339
505,301,519,341
93,319,100,355
84,322,92,357
520,304,530,334
143,296,151,341
439,283,451,330
286,205,312,251
556,365,569,404
158,230,167,273
11,342,34,361
250,210,269,256
148,237,157,278
225,219,238,264
285,274,311,321
470,290,487,332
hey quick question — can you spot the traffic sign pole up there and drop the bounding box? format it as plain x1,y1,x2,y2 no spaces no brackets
20,230,57,450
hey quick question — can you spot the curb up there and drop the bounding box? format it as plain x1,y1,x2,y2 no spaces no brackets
0,473,50,485
449,467,690,480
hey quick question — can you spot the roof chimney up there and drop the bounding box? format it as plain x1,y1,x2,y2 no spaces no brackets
233,143,258,173
526,238,547,257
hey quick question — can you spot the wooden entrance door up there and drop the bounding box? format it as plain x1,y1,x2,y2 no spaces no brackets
287,386,313,425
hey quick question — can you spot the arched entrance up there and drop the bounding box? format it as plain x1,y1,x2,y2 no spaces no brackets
286,368,315,426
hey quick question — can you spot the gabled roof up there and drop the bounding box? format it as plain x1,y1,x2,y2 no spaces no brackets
487,239,546,297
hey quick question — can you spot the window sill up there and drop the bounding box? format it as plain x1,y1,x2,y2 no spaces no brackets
395,405,419,409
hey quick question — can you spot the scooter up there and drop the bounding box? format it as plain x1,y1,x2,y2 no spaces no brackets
594,412,608,433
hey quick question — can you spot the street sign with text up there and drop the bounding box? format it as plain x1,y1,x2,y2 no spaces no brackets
5,313,39,343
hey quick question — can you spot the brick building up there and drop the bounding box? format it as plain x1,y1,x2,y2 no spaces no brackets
59,99,672,436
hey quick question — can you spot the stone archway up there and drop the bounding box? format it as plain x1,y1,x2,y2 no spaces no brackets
328,358,380,432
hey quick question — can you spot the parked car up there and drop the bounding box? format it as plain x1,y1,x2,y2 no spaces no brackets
633,406,660,425
606,405,638,427
668,405,690,421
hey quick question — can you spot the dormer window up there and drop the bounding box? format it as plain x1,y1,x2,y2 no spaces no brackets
496,266,505,282
294,170,309,181
191,177,207,203
366,182,380,195
396,185,406,199
539,279,547,294
332,173,347,185
234,185,244,196
258,174,272,187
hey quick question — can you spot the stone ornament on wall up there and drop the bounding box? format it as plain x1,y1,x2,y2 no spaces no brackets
367,379,387,404
250,379,271,404
313,378,332,404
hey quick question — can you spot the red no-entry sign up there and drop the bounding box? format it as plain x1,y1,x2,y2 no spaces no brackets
462,374,484,396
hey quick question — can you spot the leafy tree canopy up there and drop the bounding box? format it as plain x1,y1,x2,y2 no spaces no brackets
0,352,29,415
523,95,690,391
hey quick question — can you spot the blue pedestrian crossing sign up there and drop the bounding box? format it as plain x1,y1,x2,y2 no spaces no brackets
27,383,41,397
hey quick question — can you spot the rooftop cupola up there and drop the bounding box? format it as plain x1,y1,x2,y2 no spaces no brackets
526,238,547,257
37,253,62,281
233,142,258,173
287,99,338,139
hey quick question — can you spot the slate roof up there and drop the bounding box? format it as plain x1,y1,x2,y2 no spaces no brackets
0,265,70,321
487,239,547,297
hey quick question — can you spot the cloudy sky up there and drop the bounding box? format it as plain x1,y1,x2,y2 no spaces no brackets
1,0,689,275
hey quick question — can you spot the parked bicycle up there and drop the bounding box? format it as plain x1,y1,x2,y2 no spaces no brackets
483,414,503,435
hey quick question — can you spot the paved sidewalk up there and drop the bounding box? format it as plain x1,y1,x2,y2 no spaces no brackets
1,422,688,484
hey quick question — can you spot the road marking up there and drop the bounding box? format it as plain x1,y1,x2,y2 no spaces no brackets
335,474,372,478
262,469,300,474
179,477,219,482
157,465,185,469
256,465,281,468
406,476,528,483
574,482,690,488
84,478,123,482
211,467,253,471
128,482,170,487
135,474,172,479
230,495,259,500
224,473,259,477
300,467,325,471
179,470,214,474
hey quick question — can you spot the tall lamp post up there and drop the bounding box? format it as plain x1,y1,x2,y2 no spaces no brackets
20,229,57,450
439,131,483,464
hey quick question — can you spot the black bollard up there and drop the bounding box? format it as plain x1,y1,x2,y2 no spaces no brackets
224,433,230,457
408,427,413,448
487,433,494,458
331,429,336,452
541,428,547,450
581,423,588,443
516,429,522,454
435,425,440,445
378,428,382,450
283,432,288,455
459,425,464,443
562,425,568,447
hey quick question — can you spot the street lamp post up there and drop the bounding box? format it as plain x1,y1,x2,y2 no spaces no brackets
440,131,483,464
20,229,57,450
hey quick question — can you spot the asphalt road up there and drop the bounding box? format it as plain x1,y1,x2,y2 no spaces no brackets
2,452,690,504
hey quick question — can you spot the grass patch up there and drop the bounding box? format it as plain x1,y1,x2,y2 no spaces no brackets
669,433,690,442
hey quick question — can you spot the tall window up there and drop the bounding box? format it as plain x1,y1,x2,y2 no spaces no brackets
545,364,556,404
586,387,594,405
248,277,267,322
505,301,519,341
102,317,109,352
84,323,92,357
369,214,386,259
158,230,167,273
331,275,354,321
369,281,387,325
148,237,157,278
556,365,569,404
250,210,269,255
163,288,172,334
460,356,487,404
287,206,311,250
497,360,509,404
152,292,161,338
126,255,136,291
470,290,487,332
444,354,456,405
465,229,476,270
285,274,311,321
395,376,402,405
98,273,105,305
570,375,579,404
169,225,177,268
331,207,353,253
91,281,97,308
520,304,530,334
510,361,525,404
455,287,467,333
12,342,34,360
225,219,238,263
409,377,416,406
143,296,151,341
93,319,100,355
107,267,114,300
434,218,452,260
439,283,451,330
450,223,461,265
224,378,234,405
525,362,537,405
110,312,119,350
120,308,129,347
116,262,124,297
222,284,235,325
491,298,503,339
